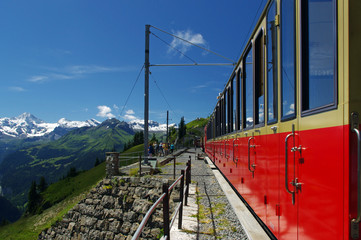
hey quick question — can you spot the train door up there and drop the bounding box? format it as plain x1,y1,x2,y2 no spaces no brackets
252,23,268,224
278,0,298,239
265,0,280,237
241,43,255,204
296,0,343,239
349,0,361,239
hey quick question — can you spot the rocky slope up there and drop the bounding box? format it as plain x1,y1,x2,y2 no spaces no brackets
38,176,177,240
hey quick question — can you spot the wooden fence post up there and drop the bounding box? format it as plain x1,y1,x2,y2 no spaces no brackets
188,156,192,182
178,170,185,229
185,160,190,206
139,155,142,176
173,156,176,179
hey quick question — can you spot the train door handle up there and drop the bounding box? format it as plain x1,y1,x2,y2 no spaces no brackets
248,136,256,177
285,130,296,205
351,112,361,229
232,139,238,166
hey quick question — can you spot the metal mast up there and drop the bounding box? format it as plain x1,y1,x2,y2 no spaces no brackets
166,110,169,143
144,24,150,163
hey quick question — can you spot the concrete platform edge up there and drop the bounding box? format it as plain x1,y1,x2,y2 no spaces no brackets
205,156,271,240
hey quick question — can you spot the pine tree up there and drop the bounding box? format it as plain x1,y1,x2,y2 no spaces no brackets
38,176,47,193
178,117,186,139
151,133,157,142
94,157,100,167
27,181,40,215
67,167,77,178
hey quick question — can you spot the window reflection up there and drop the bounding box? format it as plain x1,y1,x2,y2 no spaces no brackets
244,47,253,128
303,0,335,111
233,75,237,131
255,31,265,125
267,0,278,123
281,0,296,119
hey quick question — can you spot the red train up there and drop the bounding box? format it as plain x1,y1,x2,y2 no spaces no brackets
204,0,361,239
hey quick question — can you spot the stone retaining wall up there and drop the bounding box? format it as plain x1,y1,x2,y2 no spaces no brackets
38,176,178,240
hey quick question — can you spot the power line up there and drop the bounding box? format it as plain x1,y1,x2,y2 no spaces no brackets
151,32,198,64
119,64,144,117
149,72,181,120
238,0,265,59
150,25,235,64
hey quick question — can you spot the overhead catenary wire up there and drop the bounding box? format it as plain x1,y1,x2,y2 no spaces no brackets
151,32,198,64
119,64,144,117
149,72,181,120
150,25,236,64
238,0,265,59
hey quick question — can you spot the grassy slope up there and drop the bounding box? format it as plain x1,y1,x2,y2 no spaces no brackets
169,117,208,144
0,125,133,209
0,144,144,240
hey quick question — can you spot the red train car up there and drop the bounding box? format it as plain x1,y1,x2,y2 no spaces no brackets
204,0,361,239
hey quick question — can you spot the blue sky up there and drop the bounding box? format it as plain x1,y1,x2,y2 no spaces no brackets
0,0,266,124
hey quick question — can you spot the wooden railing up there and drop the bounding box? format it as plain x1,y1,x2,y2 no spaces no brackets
131,159,192,240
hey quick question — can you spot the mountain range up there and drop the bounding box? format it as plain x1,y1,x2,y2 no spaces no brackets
0,113,174,212
0,113,100,140
0,113,174,140
0,118,135,210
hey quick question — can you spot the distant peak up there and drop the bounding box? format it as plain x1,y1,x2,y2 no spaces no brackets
16,112,43,123
57,118,69,124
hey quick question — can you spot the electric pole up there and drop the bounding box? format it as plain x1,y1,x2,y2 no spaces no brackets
166,110,169,143
144,24,150,163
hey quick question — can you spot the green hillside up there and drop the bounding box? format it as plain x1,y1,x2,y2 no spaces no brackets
0,161,106,240
186,117,208,137
0,119,133,210
0,144,144,240
169,117,208,145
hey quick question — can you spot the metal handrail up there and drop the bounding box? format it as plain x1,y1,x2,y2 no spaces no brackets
132,193,166,240
285,132,295,204
132,160,191,240
352,128,361,223
248,136,255,174
169,174,183,192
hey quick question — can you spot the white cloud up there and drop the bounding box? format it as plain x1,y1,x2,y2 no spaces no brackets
113,104,119,111
124,114,137,121
96,105,115,118
68,65,115,74
121,109,139,121
190,84,207,93
28,65,137,83
9,86,26,92
126,109,135,115
169,30,207,55
29,75,48,83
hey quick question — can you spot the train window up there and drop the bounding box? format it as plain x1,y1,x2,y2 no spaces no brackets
255,29,265,126
301,0,337,114
238,71,242,130
243,45,254,128
267,0,278,124
216,103,220,137
228,86,232,132
281,0,296,120
219,97,224,136
232,72,239,131
224,94,227,134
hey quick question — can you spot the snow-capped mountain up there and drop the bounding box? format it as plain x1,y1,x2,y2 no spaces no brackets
129,119,176,132
0,112,175,139
0,113,100,139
